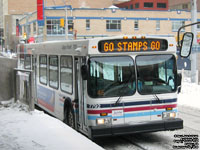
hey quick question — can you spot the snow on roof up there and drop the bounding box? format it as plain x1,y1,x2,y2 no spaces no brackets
108,5,119,9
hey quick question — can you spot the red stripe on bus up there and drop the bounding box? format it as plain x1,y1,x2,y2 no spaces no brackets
87,104,177,114
38,99,54,112
124,104,177,112
88,109,112,114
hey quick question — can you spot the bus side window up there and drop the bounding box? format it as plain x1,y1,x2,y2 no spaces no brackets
60,56,73,94
20,54,24,69
49,55,59,89
24,54,31,70
39,55,47,85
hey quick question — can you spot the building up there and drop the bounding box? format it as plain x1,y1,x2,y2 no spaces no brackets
115,0,168,10
2,0,200,51
1,0,119,51
169,0,200,11
18,6,200,43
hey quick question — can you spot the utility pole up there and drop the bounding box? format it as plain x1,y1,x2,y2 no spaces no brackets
191,0,198,83
25,13,30,43
65,7,68,40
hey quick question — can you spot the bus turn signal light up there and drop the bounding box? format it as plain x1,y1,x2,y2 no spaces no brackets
100,112,108,116
166,107,173,111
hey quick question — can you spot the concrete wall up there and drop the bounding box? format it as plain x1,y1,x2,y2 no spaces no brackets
0,57,17,101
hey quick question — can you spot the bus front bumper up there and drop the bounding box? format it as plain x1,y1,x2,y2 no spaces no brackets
89,118,183,139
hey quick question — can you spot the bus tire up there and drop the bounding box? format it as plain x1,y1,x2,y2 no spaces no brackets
64,107,75,129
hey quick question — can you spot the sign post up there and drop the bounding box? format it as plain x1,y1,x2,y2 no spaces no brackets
191,0,198,83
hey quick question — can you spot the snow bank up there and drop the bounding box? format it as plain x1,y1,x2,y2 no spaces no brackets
178,79,200,110
0,100,103,150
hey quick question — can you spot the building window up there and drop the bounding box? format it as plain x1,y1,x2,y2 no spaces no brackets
182,4,188,9
130,5,133,9
68,20,74,34
134,20,139,30
135,3,139,8
38,26,43,35
39,55,47,85
60,56,73,94
24,55,31,70
33,22,36,34
106,20,121,31
156,20,160,30
49,55,59,89
46,19,65,35
157,3,166,8
144,2,153,8
86,19,90,30
172,21,185,32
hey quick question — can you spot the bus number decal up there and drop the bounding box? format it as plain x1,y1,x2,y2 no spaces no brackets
88,104,100,109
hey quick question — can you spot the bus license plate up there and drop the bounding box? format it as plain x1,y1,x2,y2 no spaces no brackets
112,110,124,117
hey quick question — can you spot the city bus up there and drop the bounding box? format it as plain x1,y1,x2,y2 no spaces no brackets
17,34,192,139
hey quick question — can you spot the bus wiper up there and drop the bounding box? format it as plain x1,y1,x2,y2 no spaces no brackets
154,94,161,103
115,96,121,106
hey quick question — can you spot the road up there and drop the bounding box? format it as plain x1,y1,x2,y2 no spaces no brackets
95,105,200,150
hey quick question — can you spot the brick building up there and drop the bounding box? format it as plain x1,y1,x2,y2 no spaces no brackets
115,0,168,10
169,0,200,11
2,0,116,51
2,0,200,51
18,7,200,43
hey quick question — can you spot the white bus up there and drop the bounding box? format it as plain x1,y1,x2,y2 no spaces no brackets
17,34,192,139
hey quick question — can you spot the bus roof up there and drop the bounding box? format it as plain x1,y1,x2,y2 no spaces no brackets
19,35,176,56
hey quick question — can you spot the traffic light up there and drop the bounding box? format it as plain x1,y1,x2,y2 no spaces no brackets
23,32,27,39
60,18,64,27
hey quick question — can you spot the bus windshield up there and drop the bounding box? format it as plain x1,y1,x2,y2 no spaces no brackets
88,56,136,98
136,55,177,94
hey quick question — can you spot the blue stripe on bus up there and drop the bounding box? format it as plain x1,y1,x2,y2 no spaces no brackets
88,115,112,120
88,98,177,108
87,109,177,120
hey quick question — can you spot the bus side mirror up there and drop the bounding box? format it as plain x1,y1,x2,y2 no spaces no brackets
177,73,182,87
81,65,88,80
180,32,193,58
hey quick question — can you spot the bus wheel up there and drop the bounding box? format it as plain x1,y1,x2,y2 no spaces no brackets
65,107,75,129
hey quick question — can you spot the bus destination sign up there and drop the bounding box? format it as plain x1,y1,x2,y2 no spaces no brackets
98,39,168,53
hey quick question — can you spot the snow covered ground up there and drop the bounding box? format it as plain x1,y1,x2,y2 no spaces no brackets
0,101,103,150
0,78,199,150
178,78,200,110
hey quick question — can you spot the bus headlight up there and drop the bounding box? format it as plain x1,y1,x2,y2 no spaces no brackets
162,112,176,119
96,118,111,125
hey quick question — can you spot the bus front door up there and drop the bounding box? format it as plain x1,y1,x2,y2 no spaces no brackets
75,57,87,132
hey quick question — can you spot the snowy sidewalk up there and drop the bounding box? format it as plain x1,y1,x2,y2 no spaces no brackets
0,101,104,150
